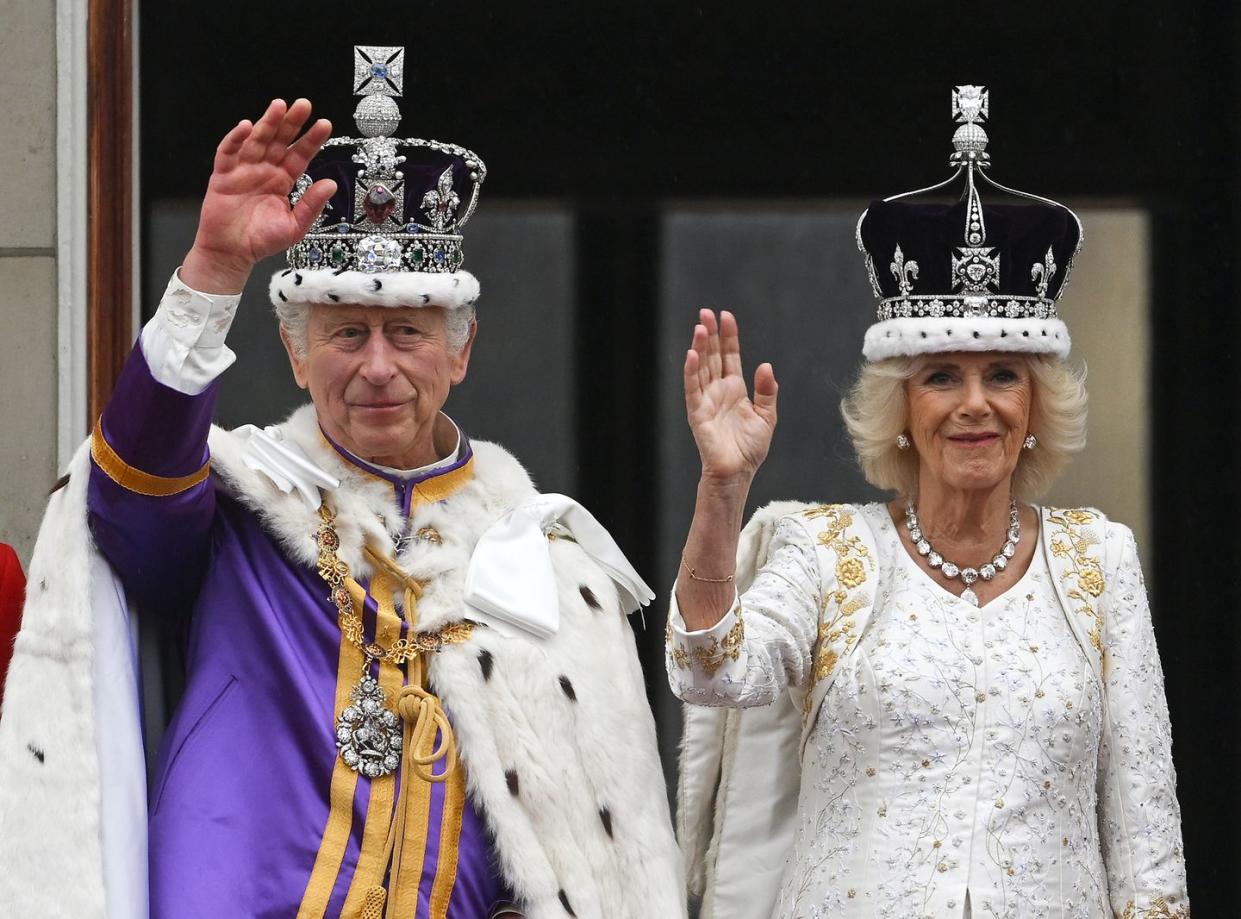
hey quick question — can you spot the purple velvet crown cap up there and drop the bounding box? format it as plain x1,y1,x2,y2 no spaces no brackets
858,199,1082,303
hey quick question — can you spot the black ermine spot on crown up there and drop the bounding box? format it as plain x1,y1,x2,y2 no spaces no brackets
281,268,292,277
478,648,494,681
294,273,303,286
599,807,614,838
579,585,601,610
327,294,340,302
421,294,431,304
558,890,576,916
559,676,577,701
972,331,980,338
372,279,382,291
278,290,288,302
27,743,44,764
505,769,519,795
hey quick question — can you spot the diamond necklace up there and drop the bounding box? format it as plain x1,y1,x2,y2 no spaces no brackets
903,498,1020,607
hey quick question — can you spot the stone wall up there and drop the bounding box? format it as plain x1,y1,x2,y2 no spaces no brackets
0,0,58,567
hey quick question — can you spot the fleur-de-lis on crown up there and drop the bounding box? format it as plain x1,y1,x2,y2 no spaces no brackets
1031,246,1057,299
422,167,461,231
891,245,919,297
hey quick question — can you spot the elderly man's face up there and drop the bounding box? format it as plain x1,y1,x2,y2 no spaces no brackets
282,304,475,468
905,352,1032,494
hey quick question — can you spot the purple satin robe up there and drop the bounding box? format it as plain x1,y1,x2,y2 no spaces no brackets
88,344,508,918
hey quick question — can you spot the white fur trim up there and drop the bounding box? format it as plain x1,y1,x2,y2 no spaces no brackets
268,268,480,310
863,316,1071,361
0,442,147,918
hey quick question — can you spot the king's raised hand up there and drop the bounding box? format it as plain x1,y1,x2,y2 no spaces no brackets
683,309,779,487
182,99,336,295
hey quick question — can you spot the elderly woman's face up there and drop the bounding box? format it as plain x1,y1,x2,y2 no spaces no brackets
282,303,474,468
905,353,1032,494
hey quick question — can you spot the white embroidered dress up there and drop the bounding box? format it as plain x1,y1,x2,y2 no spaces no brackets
668,503,1188,919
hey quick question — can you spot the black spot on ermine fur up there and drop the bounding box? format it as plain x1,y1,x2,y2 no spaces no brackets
27,743,44,764
599,807,614,838
558,890,576,916
478,648,494,681
579,585,601,610
559,676,576,701
505,769,519,795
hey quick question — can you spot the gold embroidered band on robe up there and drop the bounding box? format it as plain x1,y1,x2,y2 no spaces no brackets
801,504,873,714
91,418,211,496
313,503,474,916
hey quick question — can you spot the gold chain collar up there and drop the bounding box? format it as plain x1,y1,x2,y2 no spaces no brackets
315,503,474,663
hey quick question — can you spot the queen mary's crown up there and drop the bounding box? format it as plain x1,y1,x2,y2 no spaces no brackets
856,86,1083,362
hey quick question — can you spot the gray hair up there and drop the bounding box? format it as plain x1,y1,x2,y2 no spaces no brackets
274,301,476,358
839,354,1088,501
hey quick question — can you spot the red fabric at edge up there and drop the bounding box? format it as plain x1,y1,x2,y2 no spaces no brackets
0,544,26,707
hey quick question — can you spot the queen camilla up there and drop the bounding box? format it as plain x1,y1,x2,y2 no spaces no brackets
667,87,1189,918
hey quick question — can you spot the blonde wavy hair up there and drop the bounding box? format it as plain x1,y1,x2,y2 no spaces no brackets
840,354,1088,501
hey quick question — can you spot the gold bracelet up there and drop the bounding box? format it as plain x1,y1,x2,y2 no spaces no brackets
681,555,735,584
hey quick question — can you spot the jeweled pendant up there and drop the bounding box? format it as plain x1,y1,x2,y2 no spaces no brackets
960,587,980,606
335,675,403,778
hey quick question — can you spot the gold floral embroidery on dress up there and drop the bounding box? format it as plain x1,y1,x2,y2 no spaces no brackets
1119,897,1190,919
667,607,745,676
801,505,874,712
1046,508,1106,664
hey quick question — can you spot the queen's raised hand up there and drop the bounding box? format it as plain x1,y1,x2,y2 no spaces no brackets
182,98,336,294
683,309,779,488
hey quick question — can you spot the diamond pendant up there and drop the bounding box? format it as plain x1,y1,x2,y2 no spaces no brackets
335,674,403,778
960,587,980,607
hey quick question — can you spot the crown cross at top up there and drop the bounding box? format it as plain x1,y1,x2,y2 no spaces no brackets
950,84,991,167
953,85,988,124
352,46,406,139
354,46,404,97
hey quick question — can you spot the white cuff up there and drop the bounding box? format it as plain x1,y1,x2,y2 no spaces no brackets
140,269,240,395
667,585,747,681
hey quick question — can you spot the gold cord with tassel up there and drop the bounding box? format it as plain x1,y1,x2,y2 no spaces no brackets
357,545,460,916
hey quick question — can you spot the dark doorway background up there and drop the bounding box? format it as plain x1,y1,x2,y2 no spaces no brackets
141,2,1240,909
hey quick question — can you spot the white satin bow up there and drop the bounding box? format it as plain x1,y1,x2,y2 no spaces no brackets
464,493,655,640
236,424,340,509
